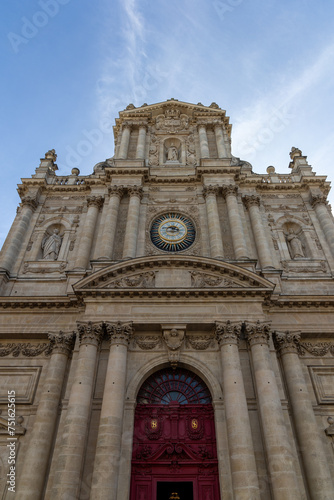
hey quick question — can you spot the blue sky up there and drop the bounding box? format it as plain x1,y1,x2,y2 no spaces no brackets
1,0,334,246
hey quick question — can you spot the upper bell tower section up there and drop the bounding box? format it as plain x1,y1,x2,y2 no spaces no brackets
113,99,232,170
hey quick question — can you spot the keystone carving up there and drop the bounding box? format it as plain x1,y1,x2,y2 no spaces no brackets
163,329,185,351
105,321,133,346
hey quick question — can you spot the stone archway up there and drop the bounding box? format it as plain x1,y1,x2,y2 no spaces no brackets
130,367,220,500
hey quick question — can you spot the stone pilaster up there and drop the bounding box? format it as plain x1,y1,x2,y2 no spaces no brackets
214,123,227,158
75,195,103,269
203,185,224,258
136,124,147,159
243,195,274,268
274,331,334,500
245,321,301,500
216,321,260,500
99,186,123,259
17,332,75,500
311,195,334,256
118,124,131,159
122,186,143,259
222,186,248,259
90,322,133,500
0,196,38,273
50,322,103,500
198,124,210,158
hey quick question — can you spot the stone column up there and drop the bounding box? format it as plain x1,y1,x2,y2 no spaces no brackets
243,195,274,268
245,321,301,500
75,196,103,269
216,321,260,500
136,125,147,159
99,186,123,259
214,123,227,158
90,322,133,500
0,196,37,273
198,124,210,158
118,124,131,159
222,186,248,259
311,195,334,256
274,331,334,500
16,332,75,500
203,185,224,258
51,322,103,500
122,186,143,259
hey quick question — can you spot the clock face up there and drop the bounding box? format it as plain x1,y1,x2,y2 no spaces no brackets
150,213,195,252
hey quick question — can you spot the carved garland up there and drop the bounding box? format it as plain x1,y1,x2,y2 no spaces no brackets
0,343,52,357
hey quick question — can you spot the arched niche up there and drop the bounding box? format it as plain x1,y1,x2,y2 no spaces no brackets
282,221,308,259
163,137,182,164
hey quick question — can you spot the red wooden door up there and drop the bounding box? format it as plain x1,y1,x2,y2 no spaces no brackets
130,368,220,500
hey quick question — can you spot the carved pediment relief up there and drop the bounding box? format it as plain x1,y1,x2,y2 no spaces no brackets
73,256,274,298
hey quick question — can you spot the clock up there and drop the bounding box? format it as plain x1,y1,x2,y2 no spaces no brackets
150,213,196,252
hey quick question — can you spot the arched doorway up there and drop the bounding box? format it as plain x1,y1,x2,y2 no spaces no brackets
130,367,220,500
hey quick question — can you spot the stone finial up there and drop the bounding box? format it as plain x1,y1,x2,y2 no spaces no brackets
125,103,136,110
45,149,57,162
290,147,302,160
266,166,275,174
325,417,334,437
209,102,220,109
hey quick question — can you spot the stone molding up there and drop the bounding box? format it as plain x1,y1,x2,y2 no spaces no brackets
215,320,242,346
77,321,104,347
48,331,76,355
242,194,261,209
245,320,271,347
87,195,104,209
0,343,51,357
273,330,301,355
105,321,133,346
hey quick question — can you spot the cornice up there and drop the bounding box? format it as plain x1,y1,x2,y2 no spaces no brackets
264,296,334,310
0,297,83,311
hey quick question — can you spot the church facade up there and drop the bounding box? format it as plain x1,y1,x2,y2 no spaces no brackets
0,99,334,500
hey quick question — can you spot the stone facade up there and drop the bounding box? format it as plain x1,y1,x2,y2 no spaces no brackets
0,99,334,499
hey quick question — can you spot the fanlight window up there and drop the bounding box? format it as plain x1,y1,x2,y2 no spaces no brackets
137,368,212,405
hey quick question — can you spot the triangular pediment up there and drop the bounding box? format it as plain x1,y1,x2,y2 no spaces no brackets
114,99,232,138
73,256,274,298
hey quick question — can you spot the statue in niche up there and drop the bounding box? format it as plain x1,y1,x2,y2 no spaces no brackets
286,228,305,258
42,229,62,260
167,145,179,161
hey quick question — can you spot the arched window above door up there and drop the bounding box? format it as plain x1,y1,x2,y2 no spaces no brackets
137,367,212,405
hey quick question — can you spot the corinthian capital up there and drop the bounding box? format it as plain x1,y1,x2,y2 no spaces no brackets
21,196,38,211
48,331,76,355
87,195,104,209
221,185,238,199
310,194,327,209
77,321,104,347
242,195,261,209
245,320,271,347
273,331,301,355
203,185,220,198
108,185,124,198
105,321,133,346
215,320,242,346
128,186,143,198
